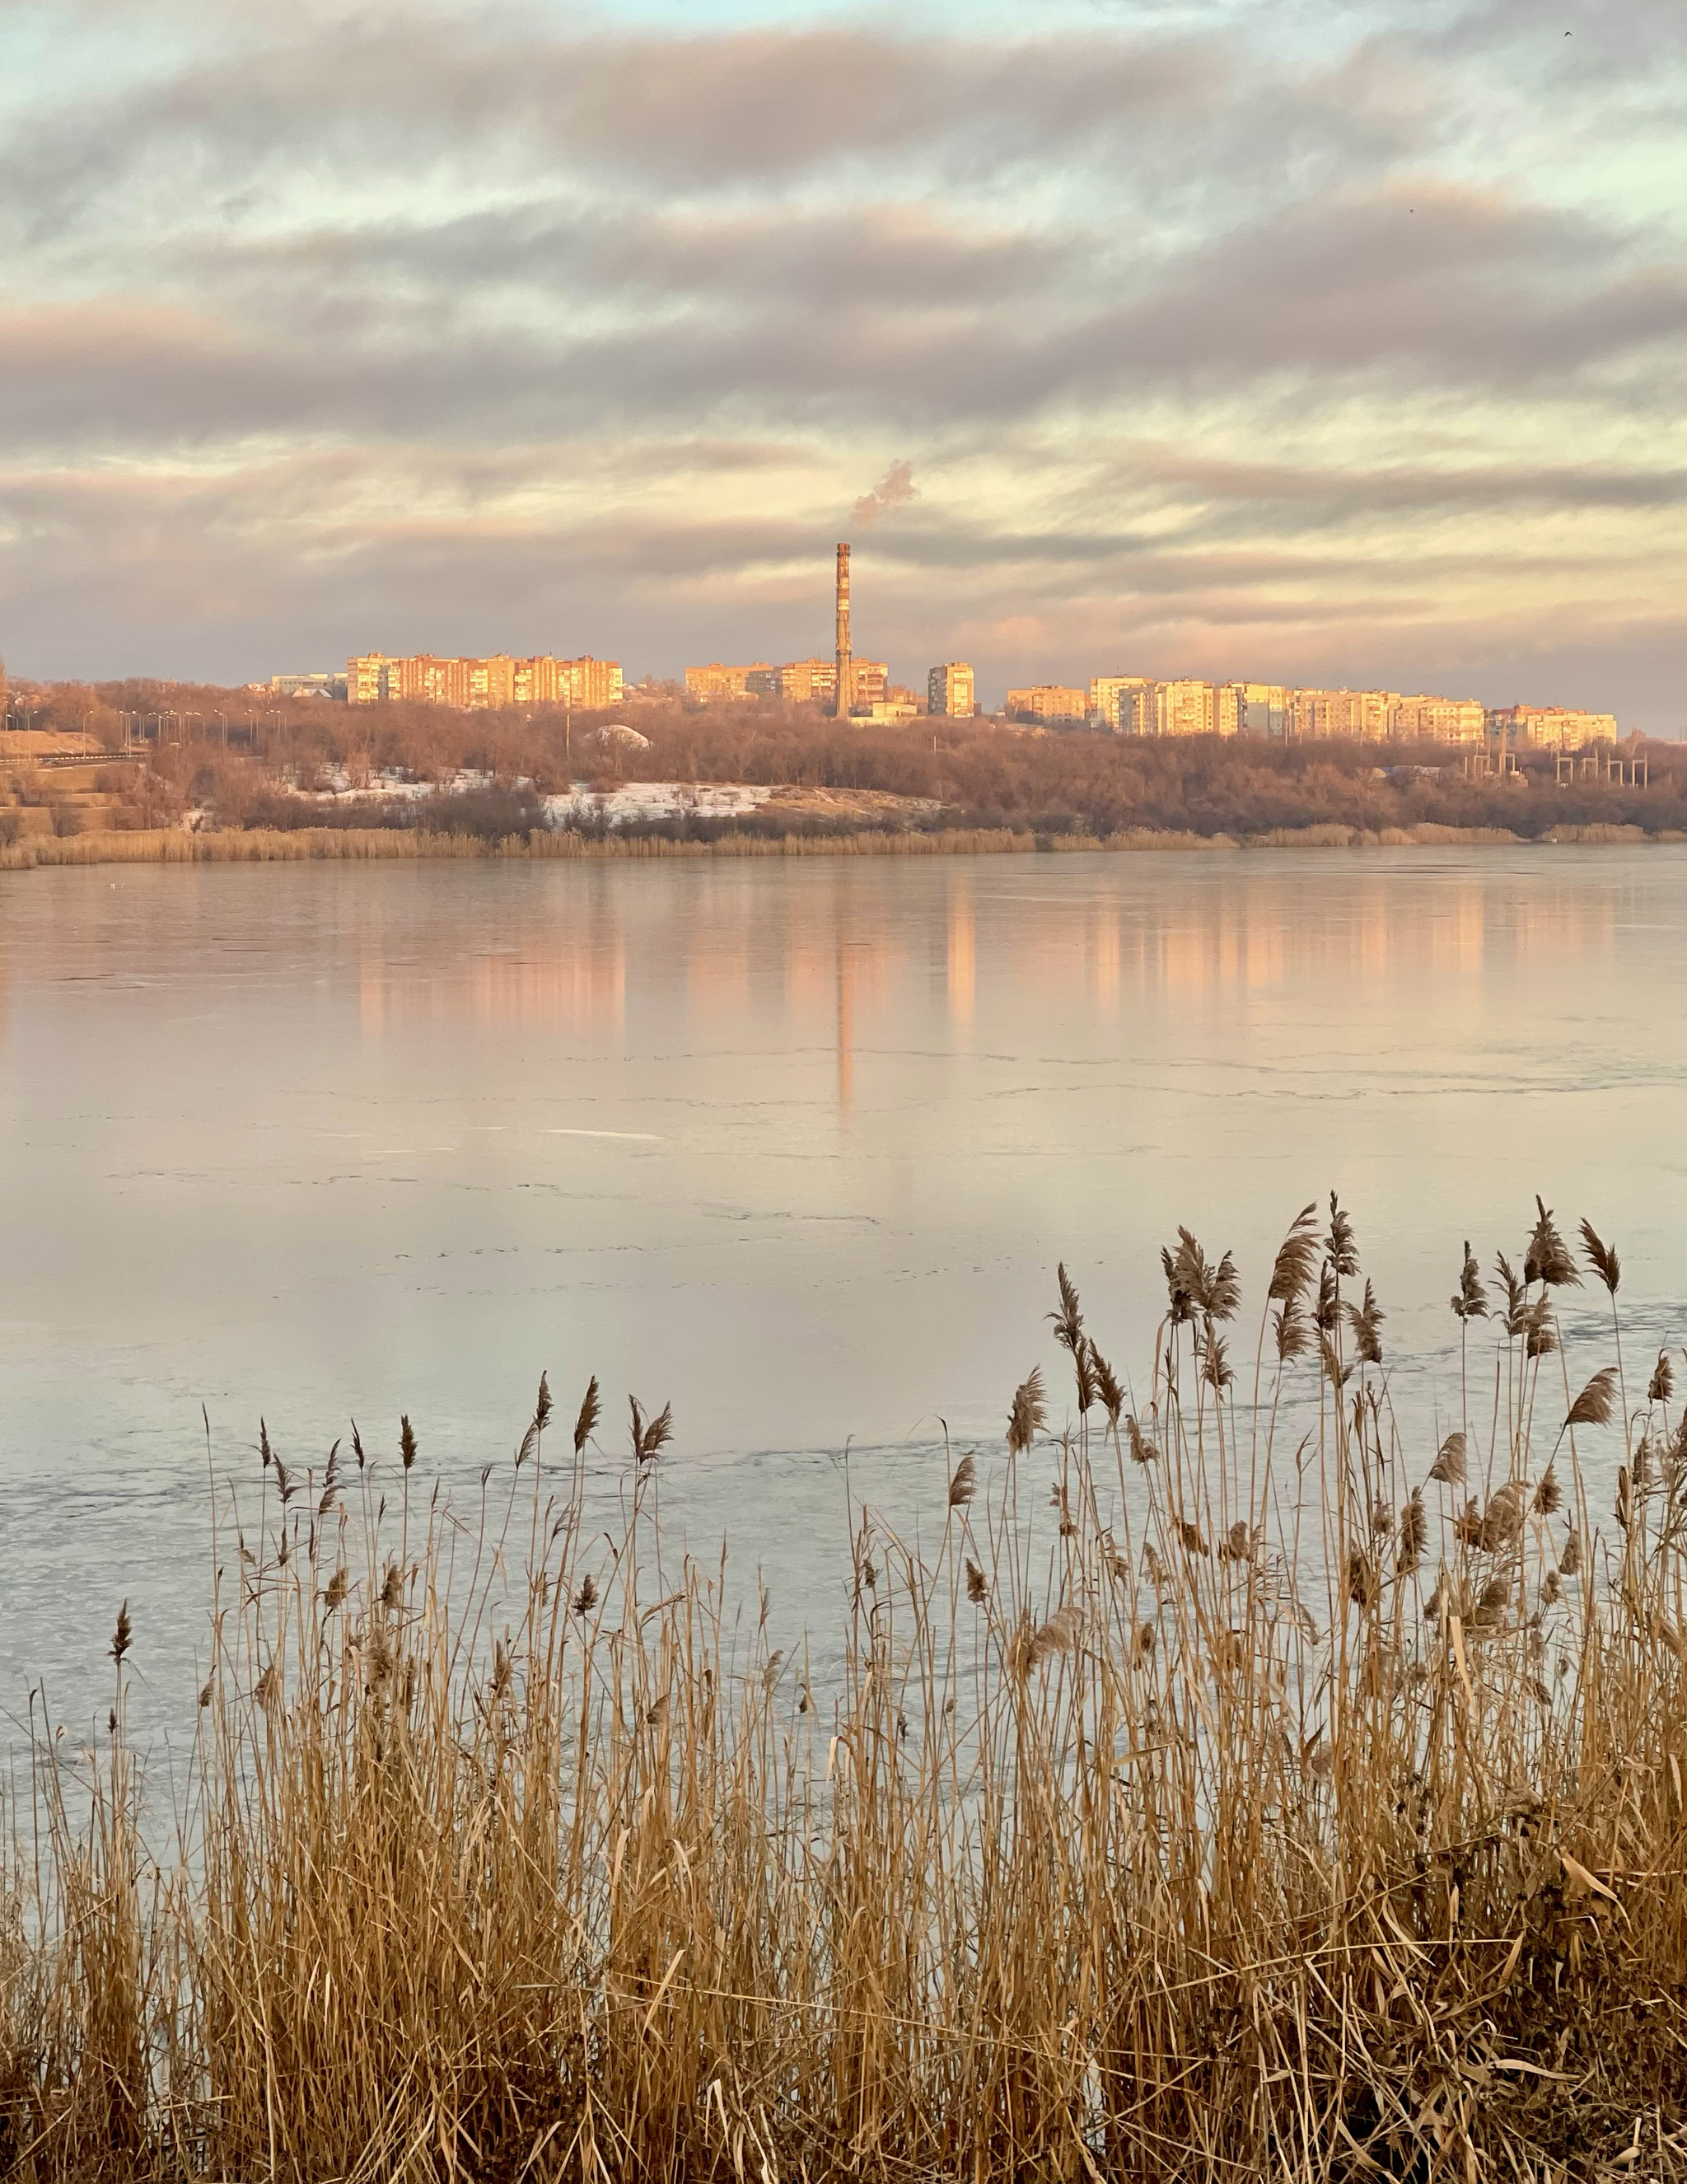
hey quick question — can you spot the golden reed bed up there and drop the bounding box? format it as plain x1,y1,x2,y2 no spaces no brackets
6,1201,1687,2180
2,820,1675,872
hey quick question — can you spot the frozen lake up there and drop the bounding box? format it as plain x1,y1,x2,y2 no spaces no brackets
4,845,1685,1739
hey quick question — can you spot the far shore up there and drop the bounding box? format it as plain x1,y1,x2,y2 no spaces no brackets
3,816,1685,874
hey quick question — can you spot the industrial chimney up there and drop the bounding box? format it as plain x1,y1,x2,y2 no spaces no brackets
834,542,853,720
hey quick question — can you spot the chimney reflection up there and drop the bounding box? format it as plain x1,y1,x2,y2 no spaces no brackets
359,954,384,1036
837,942,853,1108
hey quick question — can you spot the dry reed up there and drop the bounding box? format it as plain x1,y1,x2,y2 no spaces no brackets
7,820,1671,878
7,1205,1687,2180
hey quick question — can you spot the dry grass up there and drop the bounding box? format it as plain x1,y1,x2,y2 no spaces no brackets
0,826,1035,872
7,820,1678,876
7,1204,1687,2180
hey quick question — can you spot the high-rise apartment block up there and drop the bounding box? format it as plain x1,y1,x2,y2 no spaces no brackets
779,658,838,705
1082,676,1508,741
1484,704,1616,751
348,653,621,709
1234,684,1291,737
1006,685,1088,723
685,663,771,703
928,663,976,717
1390,694,1485,745
1090,676,1154,732
682,657,888,711
1155,680,1240,738
1291,688,1398,741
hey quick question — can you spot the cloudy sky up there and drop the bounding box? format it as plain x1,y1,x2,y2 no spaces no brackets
3,0,1685,722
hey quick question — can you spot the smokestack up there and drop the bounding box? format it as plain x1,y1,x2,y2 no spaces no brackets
834,542,853,720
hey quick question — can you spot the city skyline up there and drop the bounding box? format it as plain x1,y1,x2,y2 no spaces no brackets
3,0,1685,728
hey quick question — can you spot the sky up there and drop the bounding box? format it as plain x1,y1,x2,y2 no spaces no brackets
2,0,1685,723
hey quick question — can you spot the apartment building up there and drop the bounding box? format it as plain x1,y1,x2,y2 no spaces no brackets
685,662,772,704
1155,680,1228,738
1291,688,1399,741
850,661,889,711
1486,704,1617,751
1007,685,1088,723
928,663,976,717
1392,694,1486,745
778,659,837,704
347,653,622,709
1233,684,1291,737
348,656,394,704
1089,676,1154,732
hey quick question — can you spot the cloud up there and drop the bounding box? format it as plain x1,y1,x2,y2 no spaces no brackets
2,0,1686,723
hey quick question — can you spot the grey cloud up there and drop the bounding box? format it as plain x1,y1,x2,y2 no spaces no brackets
170,201,1076,325
1082,185,1687,390
0,21,1236,232
1100,447,1685,541
5,179,1685,464
1115,450,1687,525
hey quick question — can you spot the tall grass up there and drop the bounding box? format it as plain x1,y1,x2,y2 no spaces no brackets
6,820,1673,875
7,1202,1687,2179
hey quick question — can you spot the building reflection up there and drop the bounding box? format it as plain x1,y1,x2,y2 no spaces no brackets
946,877,974,1032
358,933,626,1032
347,859,1620,1061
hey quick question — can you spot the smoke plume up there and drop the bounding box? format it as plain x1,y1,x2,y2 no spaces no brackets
853,461,918,526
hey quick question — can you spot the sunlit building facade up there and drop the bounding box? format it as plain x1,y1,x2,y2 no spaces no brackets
1486,704,1617,751
1391,694,1486,745
928,663,976,717
685,662,771,704
1090,676,1154,732
348,653,621,709
1006,685,1088,723
1290,688,1400,741
1155,680,1226,737
778,658,838,705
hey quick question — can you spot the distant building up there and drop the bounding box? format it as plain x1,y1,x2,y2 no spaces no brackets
745,666,784,699
1007,685,1088,723
928,663,976,717
1290,688,1400,741
779,658,839,705
348,656,395,704
1155,680,1222,737
867,698,921,723
1089,676,1155,733
685,663,763,704
268,671,345,700
1391,694,1485,745
348,653,621,709
1486,704,1616,751
849,661,889,712
1231,683,1291,737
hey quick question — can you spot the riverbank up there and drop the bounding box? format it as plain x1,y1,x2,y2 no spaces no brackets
3,815,1683,872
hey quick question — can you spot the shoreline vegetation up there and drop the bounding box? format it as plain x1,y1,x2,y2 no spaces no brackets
9,1203,1687,2178
7,682,1687,864
2,816,1681,872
